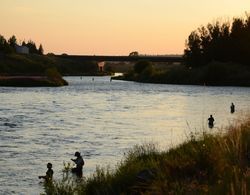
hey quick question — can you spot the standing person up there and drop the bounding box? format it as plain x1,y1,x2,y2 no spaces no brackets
208,115,215,128
230,103,235,113
71,151,84,177
38,163,53,182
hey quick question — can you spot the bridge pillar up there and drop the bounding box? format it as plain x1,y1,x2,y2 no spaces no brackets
98,61,105,72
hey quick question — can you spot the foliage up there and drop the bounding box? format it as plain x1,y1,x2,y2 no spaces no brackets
38,44,44,55
0,34,43,55
8,35,17,48
133,61,153,74
45,68,69,86
24,40,43,55
116,61,250,86
45,67,62,79
184,13,250,67
104,65,114,74
0,53,100,76
129,51,139,56
0,35,14,54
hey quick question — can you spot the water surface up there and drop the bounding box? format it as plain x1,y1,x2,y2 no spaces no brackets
0,76,249,194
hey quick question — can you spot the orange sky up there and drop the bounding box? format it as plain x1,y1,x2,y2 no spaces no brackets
1,0,250,55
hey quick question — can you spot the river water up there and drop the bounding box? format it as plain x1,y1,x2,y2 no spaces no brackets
0,76,249,194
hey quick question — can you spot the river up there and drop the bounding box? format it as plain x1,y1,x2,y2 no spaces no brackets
0,76,250,194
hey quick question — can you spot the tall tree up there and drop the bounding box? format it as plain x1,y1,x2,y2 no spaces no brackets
26,40,38,54
184,14,250,67
8,35,17,48
38,44,44,55
0,35,6,51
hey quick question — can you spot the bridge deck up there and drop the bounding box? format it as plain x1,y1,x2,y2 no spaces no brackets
57,55,184,62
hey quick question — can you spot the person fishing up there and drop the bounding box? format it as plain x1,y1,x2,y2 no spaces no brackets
38,163,53,182
230,103,235,113
208,115,215,128
71,151,84,177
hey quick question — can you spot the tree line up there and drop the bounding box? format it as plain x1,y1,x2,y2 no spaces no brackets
184,13,250,67
0,34,44,55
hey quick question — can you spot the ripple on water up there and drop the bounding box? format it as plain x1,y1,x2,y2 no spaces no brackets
0,117,9,122
3,122,17,128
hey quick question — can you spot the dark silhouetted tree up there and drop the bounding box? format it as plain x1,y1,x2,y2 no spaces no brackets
38,44,44,55
0,34,14,53
129,51,139,56
0,35,6,51
26,40,38,54
184,13,250,67
134,61,152,74
184,31,202,67
8,35,17,48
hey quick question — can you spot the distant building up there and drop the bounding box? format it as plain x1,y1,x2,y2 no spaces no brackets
15,44,29,54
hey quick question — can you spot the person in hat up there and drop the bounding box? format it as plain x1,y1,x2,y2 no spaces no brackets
38,163,53,182
71,151,84,177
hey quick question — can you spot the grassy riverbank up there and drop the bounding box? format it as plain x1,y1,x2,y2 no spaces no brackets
0,75,68,87
0,53,105,76
0,53,107,86
43,117,250,194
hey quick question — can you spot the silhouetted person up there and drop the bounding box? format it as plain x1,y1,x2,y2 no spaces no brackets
208,115,215,128
71,151,84,177
92,77,94,81
230,103,235,113
38,163,53,182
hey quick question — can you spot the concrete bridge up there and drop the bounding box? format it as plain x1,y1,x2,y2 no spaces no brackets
57,55,184,63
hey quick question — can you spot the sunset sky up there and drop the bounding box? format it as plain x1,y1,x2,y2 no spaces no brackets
1,0,250,55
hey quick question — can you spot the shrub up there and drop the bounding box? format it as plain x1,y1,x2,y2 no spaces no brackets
134,61,153,74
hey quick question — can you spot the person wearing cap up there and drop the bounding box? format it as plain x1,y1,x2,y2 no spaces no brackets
38,163,53,182
71,151,84,177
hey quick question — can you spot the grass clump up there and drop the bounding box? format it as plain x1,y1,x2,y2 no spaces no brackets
44,118,250,194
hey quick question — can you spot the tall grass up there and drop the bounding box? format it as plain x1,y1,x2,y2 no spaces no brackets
44,117,250,194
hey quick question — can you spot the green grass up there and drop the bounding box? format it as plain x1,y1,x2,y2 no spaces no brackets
43,117,250,194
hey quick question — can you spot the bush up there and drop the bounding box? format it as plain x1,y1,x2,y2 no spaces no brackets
134,61,153,74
